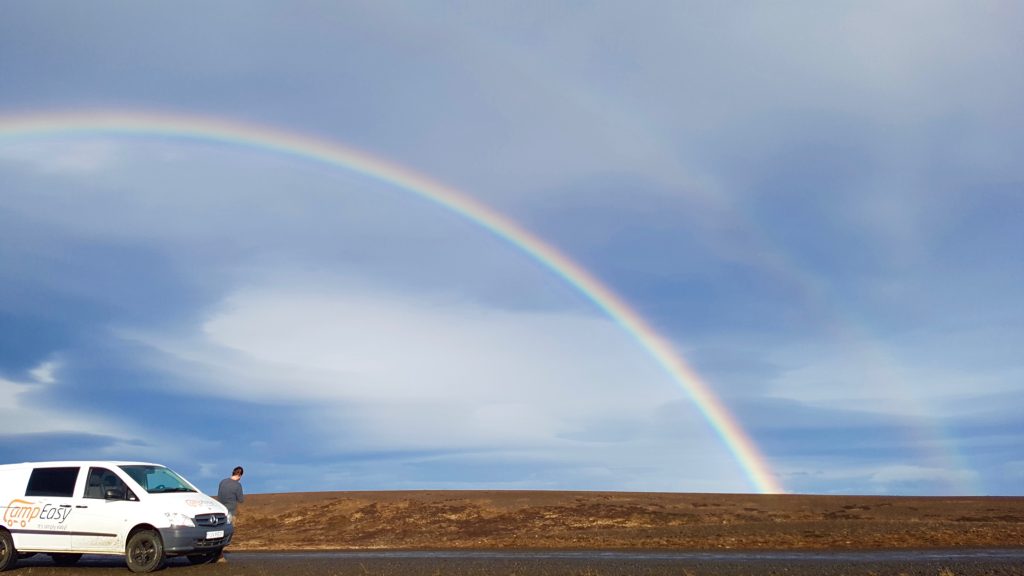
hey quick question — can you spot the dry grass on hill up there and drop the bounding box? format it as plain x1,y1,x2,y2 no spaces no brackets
229,491,1024,551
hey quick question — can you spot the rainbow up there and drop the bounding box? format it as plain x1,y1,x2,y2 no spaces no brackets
0,109,783,494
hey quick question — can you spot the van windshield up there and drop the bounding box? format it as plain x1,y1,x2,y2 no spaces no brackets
119,465,196,494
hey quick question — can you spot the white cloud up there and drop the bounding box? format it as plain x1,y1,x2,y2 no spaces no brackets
868,464,980,492
200,289,668,403
29,360,59,384
110,283,764,491
764,330,1021,419
0,361,119,436
779,461,982,495
120,284,725,453
0,360,215,464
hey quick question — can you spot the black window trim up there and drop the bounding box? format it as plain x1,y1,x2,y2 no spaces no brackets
25,466,80,498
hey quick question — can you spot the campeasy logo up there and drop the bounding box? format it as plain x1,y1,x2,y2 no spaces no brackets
3,498,73,527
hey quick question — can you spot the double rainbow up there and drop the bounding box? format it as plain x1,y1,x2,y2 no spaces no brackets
0,109,783,494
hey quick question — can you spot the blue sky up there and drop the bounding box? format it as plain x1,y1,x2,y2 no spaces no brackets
1,1,1022,496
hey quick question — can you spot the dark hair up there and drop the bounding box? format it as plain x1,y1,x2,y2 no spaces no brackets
232,466,244,476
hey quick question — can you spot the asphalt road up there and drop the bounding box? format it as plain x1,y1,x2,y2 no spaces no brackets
8,550,1024,575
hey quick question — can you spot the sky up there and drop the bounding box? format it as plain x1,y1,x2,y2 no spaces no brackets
0,1,1021,496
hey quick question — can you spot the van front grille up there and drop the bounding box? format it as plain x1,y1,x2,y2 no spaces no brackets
194,513,227,527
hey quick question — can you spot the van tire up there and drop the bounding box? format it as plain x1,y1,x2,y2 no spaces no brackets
126,529,165,573
0,529,16,571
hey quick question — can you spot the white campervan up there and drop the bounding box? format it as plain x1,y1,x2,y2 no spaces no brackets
0,461,233,572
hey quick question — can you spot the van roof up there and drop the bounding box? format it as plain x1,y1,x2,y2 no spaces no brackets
0,461,163,470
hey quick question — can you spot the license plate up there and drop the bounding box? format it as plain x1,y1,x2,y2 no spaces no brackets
206,530,224,539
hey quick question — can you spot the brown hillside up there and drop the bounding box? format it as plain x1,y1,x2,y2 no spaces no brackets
229,491,1024,551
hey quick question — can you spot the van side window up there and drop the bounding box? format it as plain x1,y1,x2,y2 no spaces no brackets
85,467,135,501
25,467,79,497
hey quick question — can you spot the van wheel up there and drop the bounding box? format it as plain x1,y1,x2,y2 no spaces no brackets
0,530,16,571
51,552,83,565
126,530,165,573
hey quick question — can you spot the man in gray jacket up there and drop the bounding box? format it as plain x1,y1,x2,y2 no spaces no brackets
217,466,245,522
215,466,244,563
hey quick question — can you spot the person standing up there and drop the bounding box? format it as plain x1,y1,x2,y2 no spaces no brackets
217,466,245,522
215,466,244,563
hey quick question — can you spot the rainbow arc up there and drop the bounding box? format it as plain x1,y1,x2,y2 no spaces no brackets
0,109,783,494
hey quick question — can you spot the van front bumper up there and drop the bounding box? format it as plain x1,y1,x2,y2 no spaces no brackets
159,525,234,554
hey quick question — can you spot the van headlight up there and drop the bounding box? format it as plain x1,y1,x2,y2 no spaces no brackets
164,512,196,528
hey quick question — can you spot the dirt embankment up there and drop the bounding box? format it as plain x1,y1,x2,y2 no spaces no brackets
229,491,1024,551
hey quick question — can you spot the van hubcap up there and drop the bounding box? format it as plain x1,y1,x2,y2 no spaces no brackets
132,542,155,564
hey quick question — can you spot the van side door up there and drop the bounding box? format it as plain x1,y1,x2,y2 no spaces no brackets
9,466,79,551
69,467,138,552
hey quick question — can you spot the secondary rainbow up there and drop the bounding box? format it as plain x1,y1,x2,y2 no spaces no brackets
0,109,784,494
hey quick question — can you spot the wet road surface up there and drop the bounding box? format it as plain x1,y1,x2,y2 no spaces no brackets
8,549,1024,575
